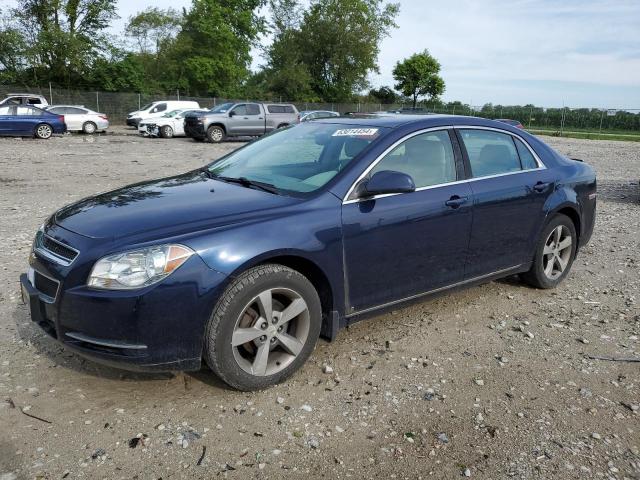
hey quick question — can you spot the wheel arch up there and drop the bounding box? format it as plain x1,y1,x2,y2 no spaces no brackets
208,123,227,134
227,251,339,339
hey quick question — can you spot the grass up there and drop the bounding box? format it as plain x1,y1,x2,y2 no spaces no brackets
528,128,640,142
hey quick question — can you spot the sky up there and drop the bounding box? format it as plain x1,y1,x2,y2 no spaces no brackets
6,0,640,108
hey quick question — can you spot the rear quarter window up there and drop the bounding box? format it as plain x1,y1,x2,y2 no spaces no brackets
514,137,538,170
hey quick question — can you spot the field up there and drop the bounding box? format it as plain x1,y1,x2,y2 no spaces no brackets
0,132,639,479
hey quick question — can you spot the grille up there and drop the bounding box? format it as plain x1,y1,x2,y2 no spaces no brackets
35,231,79,265
34,271,59,299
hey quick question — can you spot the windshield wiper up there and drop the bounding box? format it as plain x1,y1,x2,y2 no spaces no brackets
202,170,280,195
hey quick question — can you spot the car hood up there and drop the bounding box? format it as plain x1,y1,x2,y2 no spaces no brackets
54,171,299,240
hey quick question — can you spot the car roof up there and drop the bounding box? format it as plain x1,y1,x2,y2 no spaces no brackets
314,113,521,130
7,93,46,97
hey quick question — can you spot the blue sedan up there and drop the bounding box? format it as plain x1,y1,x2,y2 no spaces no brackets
0,104,66,138
20,115,596,390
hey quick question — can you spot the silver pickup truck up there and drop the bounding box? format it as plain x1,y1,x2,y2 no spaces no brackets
184,102,299,143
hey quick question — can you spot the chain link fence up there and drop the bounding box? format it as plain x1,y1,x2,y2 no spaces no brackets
1,85,639,134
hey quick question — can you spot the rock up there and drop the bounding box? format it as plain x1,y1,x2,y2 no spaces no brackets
272,449,282,455
276,397,285,404
307,437,320,449
436,432,449,444
474,379,485,386
579,338,590,344
526,331,534,339
323,365,334,374
156,424,165,431
591,432,601,440
91,448,106,460
301,404,313,412
335,426,344,433
463,467,471,477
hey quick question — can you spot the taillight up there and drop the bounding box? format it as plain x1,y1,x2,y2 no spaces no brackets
58,115,65,123
99,115,108,121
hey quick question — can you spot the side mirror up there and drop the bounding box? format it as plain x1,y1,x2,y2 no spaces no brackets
229,111,235,117
357,170,416,198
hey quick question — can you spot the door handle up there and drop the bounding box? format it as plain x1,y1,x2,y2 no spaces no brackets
258,117,264,119
533,182,551,192
445,195,468,209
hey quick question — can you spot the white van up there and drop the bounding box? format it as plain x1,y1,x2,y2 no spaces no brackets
126,100,200,127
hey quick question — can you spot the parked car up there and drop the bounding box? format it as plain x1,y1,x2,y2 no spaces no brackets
0,104,66,138
299,110,340,122
184,102,298,142
20,115,596,390
0,93,48,109
45,105,109,134
126,100,200,127
496,118,525,129
138,108,209,138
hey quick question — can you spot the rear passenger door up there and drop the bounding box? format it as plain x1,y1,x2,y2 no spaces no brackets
456,127,555,278
228,103,264,135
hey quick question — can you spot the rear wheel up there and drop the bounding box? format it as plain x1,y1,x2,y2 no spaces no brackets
522,214,577,289
34,124,53,139
204,264,321,391
160,125,174,138
82,121,97,134
207,125,225,143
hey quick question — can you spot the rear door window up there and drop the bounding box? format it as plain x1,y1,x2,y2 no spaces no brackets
28,97,42,105
246,104,261,115
16,106,38,116
459,129,522,178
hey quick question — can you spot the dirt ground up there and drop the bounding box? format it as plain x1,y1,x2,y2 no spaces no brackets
0,130,638,480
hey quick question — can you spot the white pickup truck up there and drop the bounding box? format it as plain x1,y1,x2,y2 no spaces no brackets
183,102,299,143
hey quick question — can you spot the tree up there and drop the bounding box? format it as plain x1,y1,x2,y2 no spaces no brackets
11,0,118,86
125,8,182,55
392,50,445,108
175,0,266,96
295,0,399,102
368,86,397,104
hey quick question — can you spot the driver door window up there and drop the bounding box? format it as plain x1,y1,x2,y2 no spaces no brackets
230,104,247,116
369,130,457,188
150,103,167,114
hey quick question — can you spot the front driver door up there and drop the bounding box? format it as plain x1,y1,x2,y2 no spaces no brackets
342,129,473,313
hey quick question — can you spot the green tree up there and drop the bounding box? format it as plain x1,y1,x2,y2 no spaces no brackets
295,0,399,102
11,0,118,86
0,15,27,83
393,50,445,108
368,86,397,104
175,0,266,96
125,7,182,55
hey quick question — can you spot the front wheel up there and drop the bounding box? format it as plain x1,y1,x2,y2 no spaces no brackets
206,125,225,143
204,264,321,391
522,214,577,289
35,124,53,139
160,125,174,138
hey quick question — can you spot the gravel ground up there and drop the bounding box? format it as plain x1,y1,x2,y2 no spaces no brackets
0,132,638,480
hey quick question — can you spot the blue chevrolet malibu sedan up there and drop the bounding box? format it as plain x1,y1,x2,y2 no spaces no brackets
20,115,596,390
0,104,66,138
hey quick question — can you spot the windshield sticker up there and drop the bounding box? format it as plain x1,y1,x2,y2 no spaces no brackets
332,128,379,137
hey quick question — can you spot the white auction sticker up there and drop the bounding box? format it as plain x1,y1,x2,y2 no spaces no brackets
332,128,379,137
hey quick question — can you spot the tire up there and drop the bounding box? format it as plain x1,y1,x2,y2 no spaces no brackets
522,214,577,289
160,125,174,139
82,121,97,134
34,123,53,139
204,264,322,391
206,125,225,143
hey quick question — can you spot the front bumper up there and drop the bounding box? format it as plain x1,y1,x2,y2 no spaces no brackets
126,118,140,127
184,121,206,139
21,252,229,372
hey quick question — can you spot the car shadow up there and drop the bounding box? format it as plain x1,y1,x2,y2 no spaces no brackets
13,303,173,382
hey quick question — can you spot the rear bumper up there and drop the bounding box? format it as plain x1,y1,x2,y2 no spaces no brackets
20,254,229,372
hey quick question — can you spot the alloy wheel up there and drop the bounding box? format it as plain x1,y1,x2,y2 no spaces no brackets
209,127,223,142
36,124,52,139
231,288,310,376
84,122,96,134
542,225,572,280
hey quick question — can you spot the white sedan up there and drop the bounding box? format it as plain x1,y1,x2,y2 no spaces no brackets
138,109,209,138
45,105,109,133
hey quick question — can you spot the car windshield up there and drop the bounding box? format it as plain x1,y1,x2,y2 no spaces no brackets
140,103,153,111
163,110,182,118
209,102,234,113
206,123,385,195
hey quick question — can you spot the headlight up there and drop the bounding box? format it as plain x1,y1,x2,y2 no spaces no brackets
87,244,194,290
